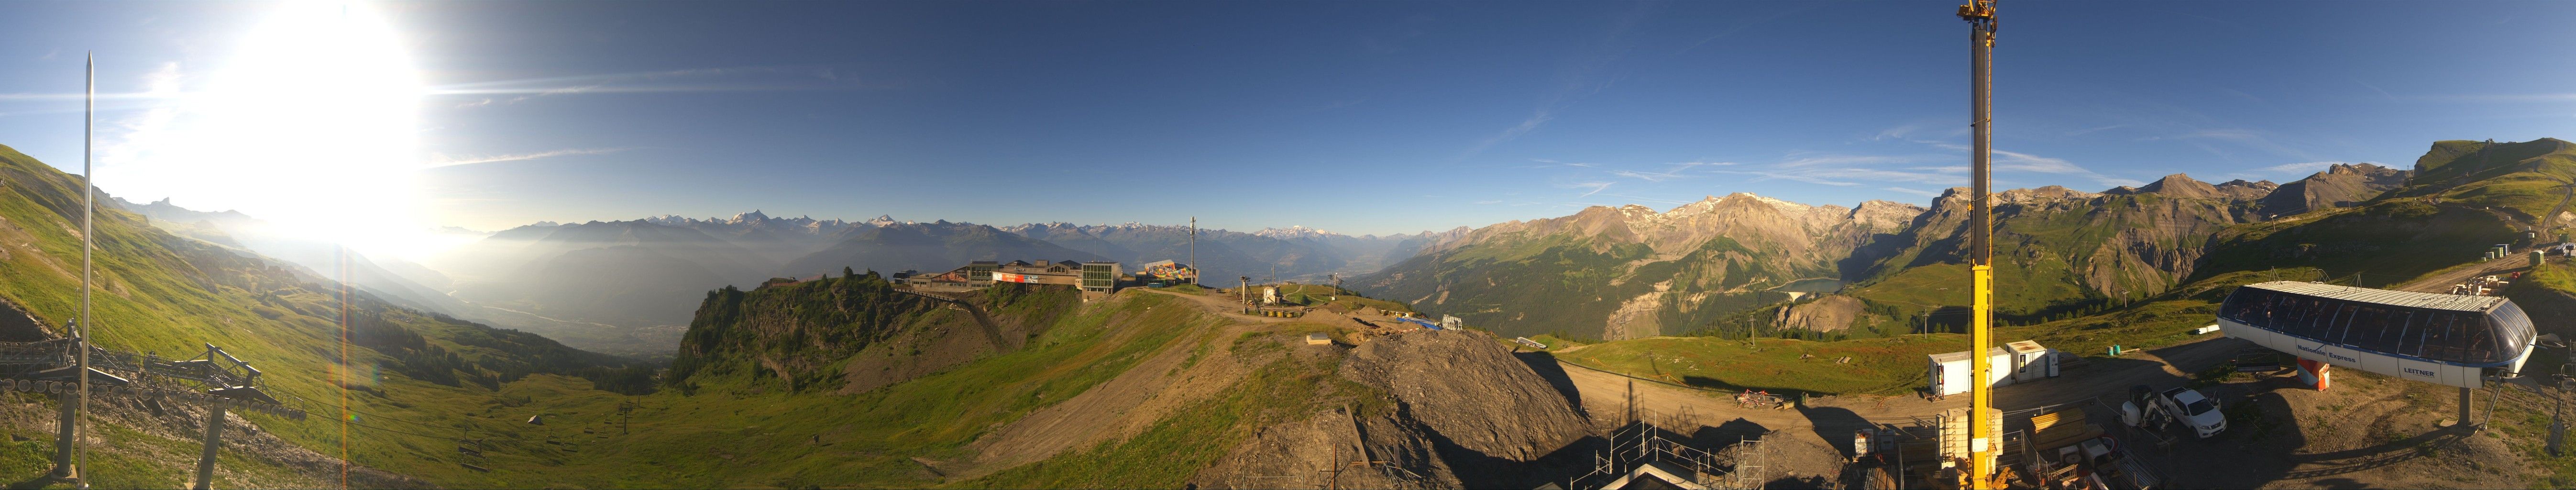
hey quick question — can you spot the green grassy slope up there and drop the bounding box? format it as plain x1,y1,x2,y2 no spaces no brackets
1360,233,1655,339
0,144,651,488
2199,139,2576,287
1363,231,1813,341
506,289,1259,488
962,324,1364,489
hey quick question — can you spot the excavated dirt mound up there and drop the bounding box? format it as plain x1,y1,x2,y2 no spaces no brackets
1708,432,1846,489
1189,407,1420,490
1338,329,1590,462
1197,328,1601,490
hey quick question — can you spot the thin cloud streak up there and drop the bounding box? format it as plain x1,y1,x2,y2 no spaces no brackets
1718,170,1863,187
429,65,884,105
1561,180,1615,197
1599,193,1692,205
429,147,632,168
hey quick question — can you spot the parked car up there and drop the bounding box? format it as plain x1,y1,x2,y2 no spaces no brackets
2155,386,2225,438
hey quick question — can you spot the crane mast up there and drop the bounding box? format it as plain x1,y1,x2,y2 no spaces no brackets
1958,0,1999,488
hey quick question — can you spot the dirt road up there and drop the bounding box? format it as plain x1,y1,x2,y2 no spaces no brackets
2390,251,2535,293
1544,334,2245,435
1131,288,1296,323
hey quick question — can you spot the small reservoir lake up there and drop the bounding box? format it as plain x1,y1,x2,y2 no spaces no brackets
1773,278,1844,293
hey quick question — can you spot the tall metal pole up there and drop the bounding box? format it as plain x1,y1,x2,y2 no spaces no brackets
74,51,96,490
1959,1,1999,487
194,403,226,490
1189,217,1198,286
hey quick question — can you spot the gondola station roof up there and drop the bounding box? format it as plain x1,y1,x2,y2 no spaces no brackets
2219,280,2539,386
2242,281,2508,312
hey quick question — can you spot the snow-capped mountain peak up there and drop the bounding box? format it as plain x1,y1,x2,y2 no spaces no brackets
1253,225,1346,240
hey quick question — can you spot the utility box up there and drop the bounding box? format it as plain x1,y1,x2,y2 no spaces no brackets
1928,347,2015,397
2006,340,2058,381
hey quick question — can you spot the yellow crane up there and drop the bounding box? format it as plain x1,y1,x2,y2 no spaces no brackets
1957,0,2000,488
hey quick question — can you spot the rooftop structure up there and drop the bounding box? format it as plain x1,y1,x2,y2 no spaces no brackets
2219,281,2536,389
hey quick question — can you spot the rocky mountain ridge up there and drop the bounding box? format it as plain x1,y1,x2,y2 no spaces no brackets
1356,192,1925,341
1363,160,2415,339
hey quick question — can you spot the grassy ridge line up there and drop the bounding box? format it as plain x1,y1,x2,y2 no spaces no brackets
959,326,1352,489
473,291,1218,488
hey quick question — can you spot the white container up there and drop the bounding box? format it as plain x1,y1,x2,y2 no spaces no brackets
1928,346,2016,396
2005,340,2056,381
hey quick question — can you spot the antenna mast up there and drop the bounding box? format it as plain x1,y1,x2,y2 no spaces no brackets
1958,1,1999,488
73,51,95,490
1189,217,1198,285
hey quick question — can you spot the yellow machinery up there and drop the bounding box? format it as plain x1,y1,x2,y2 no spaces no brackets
1957,0,2000,488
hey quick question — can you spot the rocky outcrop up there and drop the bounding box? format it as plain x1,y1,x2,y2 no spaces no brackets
2137,174,2221,200
1773,294,1866,332
2214,179,2279,201
2259,163,2409,217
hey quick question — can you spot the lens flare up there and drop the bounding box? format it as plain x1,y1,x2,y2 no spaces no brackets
107,0,429,258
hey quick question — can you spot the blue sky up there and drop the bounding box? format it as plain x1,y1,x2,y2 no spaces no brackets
4,1,2576,244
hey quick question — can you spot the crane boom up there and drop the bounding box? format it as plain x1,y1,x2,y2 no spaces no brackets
1958,1,1999,489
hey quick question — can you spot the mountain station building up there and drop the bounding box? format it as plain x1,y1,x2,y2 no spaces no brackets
900,259,1125,299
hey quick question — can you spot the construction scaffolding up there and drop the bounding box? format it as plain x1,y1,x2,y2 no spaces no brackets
1563,421,1768,490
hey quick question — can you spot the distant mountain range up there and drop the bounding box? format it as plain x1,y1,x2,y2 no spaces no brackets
1001,222,1439,284
1357,159,2417,340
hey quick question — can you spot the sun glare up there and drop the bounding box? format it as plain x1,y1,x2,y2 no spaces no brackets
111,0,430,260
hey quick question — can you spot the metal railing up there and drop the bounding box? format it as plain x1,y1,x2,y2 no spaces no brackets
1565,421,1765,490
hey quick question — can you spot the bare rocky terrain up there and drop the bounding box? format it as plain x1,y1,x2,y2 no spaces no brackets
1773,294,1869,332
1337,329,1590,462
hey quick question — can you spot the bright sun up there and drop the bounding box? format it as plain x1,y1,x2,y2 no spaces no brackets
112,0,430,259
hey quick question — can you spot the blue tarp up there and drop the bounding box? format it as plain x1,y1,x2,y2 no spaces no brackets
1394,317,1443,331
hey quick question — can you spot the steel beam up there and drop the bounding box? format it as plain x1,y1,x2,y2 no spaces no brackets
195,402,225,490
